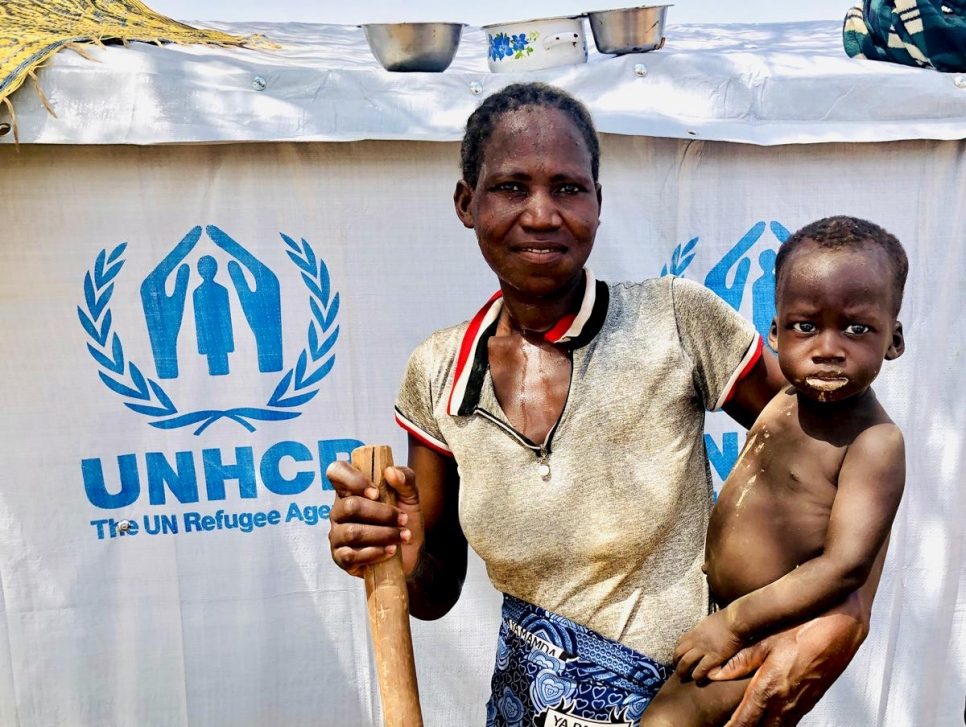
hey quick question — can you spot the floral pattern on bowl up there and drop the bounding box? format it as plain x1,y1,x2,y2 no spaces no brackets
488,31,539,62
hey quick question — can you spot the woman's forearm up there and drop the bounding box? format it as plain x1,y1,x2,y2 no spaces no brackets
406,540,467,620
402,437,467,620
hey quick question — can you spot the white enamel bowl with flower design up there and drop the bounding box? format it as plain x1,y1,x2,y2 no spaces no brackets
482,15,588,72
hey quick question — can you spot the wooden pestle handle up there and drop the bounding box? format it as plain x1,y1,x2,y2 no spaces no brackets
350,445,423,727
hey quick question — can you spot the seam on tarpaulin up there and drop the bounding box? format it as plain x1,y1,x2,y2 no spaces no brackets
0,570,23,727
171,537,193,727
8,126,966,146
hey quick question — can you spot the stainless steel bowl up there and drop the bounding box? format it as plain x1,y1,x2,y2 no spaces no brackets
587,5,671,55
362,22,465,72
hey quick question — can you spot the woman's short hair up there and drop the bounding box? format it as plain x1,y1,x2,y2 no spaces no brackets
460,82,600,188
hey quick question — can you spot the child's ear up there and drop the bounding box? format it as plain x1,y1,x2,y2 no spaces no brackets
885,321,905,360
767,318,779,351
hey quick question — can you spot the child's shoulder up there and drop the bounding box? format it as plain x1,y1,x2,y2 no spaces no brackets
754,387,903,449
844,391,903,446
837,418,905,498
847,418,904,461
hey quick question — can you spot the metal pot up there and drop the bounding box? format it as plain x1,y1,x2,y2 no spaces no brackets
362,22,465,72
587,5,671,55
482,16,588,73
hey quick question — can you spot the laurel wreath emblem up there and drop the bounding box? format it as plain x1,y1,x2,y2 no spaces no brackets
660,235,699,277
78,233,339,435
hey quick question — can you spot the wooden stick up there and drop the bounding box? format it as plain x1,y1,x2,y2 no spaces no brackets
351,445,423,727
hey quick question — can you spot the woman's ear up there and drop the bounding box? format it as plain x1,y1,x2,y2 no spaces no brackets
885,321,905,360
454,180,475,229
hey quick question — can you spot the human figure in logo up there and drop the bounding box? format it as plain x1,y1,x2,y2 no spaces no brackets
140,225,202,379
703,221,765,311
193,255,235,376
207,225,283,373
326,84,883,727
642,217,907,726
752,248,777,344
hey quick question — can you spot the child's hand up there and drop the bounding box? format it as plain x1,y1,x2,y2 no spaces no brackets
673,610,745,681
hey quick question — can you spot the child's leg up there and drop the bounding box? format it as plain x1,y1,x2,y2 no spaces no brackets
640,673,750,727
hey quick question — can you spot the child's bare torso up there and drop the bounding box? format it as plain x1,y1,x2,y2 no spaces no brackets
705,386,891,605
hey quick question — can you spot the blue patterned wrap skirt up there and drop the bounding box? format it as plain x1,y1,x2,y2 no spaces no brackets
486,594,672,727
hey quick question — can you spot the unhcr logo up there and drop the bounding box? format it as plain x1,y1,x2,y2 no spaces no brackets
661,220,790,344
77,225,340,435
661,220,790,482
77,226,359,525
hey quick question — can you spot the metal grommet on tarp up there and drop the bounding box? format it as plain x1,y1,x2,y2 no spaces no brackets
0,122,10,137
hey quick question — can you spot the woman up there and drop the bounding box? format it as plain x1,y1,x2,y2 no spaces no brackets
327,83,875,726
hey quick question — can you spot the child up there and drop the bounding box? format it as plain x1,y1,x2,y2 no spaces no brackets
642,216,908,726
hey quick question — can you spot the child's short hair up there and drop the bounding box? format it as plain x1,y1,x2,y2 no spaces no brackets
775,216,908,315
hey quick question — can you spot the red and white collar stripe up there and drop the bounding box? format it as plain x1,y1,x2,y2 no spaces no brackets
445,269,599,417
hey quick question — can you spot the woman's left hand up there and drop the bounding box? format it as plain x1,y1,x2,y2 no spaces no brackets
708,604,867,727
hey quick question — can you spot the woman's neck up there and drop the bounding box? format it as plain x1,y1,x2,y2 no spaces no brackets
498,271,585,336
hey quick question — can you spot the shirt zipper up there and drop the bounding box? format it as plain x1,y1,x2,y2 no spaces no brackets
474,409,557,481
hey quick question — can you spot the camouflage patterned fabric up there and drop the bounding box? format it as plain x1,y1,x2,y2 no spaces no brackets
844,0,966,71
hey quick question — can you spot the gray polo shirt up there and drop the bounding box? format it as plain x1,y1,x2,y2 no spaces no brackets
395,271,761,663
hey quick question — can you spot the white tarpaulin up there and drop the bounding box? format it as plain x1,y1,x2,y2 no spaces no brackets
0,19,963,727
5,21,966,146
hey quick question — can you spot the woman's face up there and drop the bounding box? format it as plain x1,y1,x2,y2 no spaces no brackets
454,105,601,299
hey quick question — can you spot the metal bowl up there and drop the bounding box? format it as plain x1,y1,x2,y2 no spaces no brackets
587,5,671,55
362,22,465,72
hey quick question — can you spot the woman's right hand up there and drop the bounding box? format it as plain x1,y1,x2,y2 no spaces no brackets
326,461,425,578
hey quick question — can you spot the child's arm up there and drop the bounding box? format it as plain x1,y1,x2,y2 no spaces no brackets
675,422,904,680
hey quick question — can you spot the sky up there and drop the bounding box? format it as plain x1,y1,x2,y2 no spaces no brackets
147,0,850,26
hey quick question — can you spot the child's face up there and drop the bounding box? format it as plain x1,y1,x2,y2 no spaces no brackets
769,240,904,403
